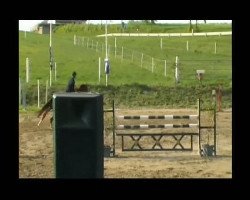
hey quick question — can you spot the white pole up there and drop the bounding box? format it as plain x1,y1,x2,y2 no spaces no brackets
106,74,108,86
141,53,143,68
160,38,162,49
37,79,40,108
105,20,108,87
50,21,52,87
22,83,26,110
50,68,52,87
50,22,52,47
26,57,29,83
99,57,101,83
121,46,123,61
152,58,154,73
19,78,21,105
175,56,179,83
164,60,167,77
115,37,117,58
105,20,108,59
215,42,217,54
186,41,189,51
54,62,57,81
45,80,48,103
74,35,76,45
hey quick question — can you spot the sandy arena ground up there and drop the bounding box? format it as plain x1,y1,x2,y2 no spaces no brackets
19,108,232,178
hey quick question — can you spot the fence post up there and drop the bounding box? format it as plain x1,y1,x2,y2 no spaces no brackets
19,78,22,105
82,37,84,46
141,53,143,68
45,80,48,103
99,57,101,83
26,57,29,83
115,37,117,58
74,35,76,45
198,98,201,155
22,82,26,110
151,57,154,73
175,56,179,84
121,46,123,62
54,62,57,81
37,79,40,108
164,60,167,77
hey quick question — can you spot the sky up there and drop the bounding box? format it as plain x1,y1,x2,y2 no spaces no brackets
19,20,232,32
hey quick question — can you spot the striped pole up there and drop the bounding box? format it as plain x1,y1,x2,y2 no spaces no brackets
117,124,198,130
117,115,198,120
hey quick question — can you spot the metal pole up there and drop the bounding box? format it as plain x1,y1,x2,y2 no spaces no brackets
105,20,108,59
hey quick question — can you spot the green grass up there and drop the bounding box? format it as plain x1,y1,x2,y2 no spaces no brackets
19,23,232,108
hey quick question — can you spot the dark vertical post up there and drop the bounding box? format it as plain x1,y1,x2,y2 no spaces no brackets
214,101,217,156
53,93,104,178
198,98,201,155
112,99,115,156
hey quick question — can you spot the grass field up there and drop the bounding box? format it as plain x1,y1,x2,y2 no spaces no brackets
19,23,232,109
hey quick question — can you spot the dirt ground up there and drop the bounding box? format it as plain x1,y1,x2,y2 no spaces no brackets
19,108,232,178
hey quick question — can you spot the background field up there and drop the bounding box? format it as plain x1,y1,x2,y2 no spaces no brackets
19,22,232,110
